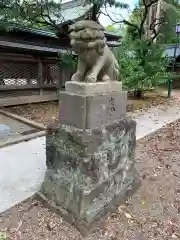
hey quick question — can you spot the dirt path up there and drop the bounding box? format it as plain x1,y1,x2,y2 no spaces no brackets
0,120,180,239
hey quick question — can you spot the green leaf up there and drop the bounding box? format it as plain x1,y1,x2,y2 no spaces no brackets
0,232,7,240
115,36,170,92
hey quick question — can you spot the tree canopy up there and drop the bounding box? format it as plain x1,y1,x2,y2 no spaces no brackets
125,0,180,43
0,0,129,30
0,0,179,41
0,0,178,97
0,0,63,30
111,0,179,95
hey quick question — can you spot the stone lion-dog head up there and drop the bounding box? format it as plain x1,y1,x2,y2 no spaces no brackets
69,20,119,82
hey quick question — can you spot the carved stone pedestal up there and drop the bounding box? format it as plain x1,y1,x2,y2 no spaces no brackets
39,81,141,236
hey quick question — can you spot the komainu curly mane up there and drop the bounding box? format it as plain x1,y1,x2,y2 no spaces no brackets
69,20,119,83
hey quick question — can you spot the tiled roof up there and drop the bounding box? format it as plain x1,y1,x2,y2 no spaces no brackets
52,0,93,24
0,40,68,53
61,0,84,10
0,40,120,53
10,25,121,40
163,46,180,58
59,4,92,23
12,25,58,38
106,41,121,47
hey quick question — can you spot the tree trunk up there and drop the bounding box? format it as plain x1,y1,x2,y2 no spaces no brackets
154,0,163,42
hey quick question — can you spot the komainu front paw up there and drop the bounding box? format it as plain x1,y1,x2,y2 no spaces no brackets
71,72,83,82
86,74,97,83
102,74,110,82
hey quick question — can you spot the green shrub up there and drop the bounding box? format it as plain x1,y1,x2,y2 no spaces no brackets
58,52,77,70
115,37,172,95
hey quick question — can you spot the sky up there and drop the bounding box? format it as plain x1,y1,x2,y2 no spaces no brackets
99,0,137,26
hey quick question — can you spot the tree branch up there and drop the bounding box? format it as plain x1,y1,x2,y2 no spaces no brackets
139,0,159,38
0,0,63,30
149,17,163,30
149,16,165,42
100,7,140,32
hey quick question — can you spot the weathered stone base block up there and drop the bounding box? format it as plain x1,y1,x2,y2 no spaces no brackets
59,89,127,129
39,116,141,236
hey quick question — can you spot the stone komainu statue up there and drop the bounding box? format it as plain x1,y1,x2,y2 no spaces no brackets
69,20,119,83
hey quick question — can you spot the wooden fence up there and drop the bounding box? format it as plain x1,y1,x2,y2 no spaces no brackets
0,53,74,106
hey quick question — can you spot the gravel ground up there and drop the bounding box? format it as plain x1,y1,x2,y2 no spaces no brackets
1,120,180,239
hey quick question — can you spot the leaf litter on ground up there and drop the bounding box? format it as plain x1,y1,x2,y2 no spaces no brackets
1,118,180,239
